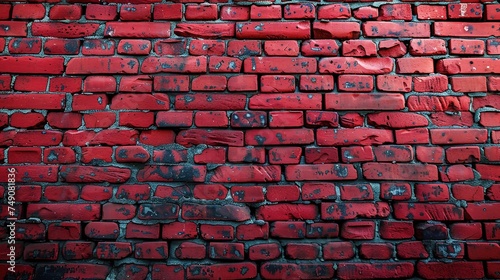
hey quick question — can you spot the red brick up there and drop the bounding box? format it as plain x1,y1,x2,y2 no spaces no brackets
244,57,316,74
322,202,389,220
323,242,354,260
152,265,184,280
81,147,113,164
313,22,360,39
486,4,500,20
48,222,80,240
327,93,404,111
250,93,321,110
44,39,81,55
194,184,228,200
227,40,261,56
363,163,438,181
304,147,339,164
228,75,258,91
62,242,93,260
189,40,225,56
379,4,412,20
14,76,47,92
363,22,430,38
438,58,500,74
187,263,257,280
446,146,480,163
359,243,394,260
399,128,432,145
12,4,45,20
318,4,351,19
448,3,482,19
397,241,429,259
237,21,309,39
67,57,138,74
117,39,151,55
410,39,446,55
104,22,170,38
0,57,64,74
409,95,470,111
354,6,378,19
8,147,41,164
451,76,487,92
135,242,168,260
251,5,281,20
249,243,280,260
380,182,412,201
268,147,302,164
284,3,316,19
27,203,100,221
0,4,10,20
417,5,447,20
286,164,357,181
231,186,264,203
119,75,151,92
162,222,197,239
182,203,250,222
450,39,485,55
339,184,373,200
153,3,182,20
268,111,302,127
415,183,450,202
83,76,116,93
380,221,414,239
319,57,393,74
85,222,119,239
373,145,413,162
317,128,393,146
96,242,132,260
142,56,207,73
285,243,320,260
9,38,42,54
175,242,204,260
378,39,407,57
86,4,117,20
211,165,281,183
264,40,299,56
342,40,377,57
341,221,375,240
24,243,58,261
393,203,464,221
50,5,82,20
82,39,115,56
265,185,299,202
450,223,483,240
488,76,500,91
307,223,338,238
44,147,76,164
417,261,484,279
209,56,242,73
338,75,373,92
340,146,373,163
32,23,99,38
430,128,487,144
175,23,234,39
397,57,434,74
119,4,151,21
301,39,339,57
246,129,313,145
220,6,249,21
154,39,186,55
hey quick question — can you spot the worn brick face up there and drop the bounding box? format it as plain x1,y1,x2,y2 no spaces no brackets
0,1,497,279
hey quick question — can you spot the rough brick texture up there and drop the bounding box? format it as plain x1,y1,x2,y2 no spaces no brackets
1,1,500,279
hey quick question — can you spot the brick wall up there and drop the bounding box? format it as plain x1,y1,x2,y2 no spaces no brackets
1,0,500,279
